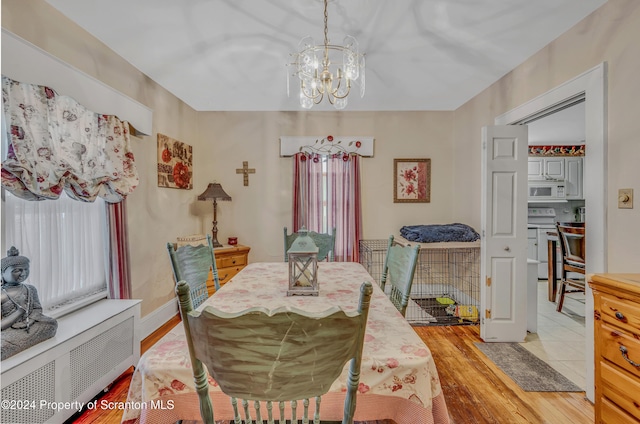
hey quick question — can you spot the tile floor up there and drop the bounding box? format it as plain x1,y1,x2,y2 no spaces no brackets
520,280,587,389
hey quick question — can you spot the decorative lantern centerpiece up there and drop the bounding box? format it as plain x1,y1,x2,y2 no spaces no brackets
287,227,319,296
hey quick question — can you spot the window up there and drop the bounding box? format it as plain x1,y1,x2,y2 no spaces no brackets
293,153,362,262
1,190,108,316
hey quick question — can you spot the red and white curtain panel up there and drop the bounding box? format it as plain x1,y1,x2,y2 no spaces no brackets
106,200,132,299
1,76,138,203
292,152,362,262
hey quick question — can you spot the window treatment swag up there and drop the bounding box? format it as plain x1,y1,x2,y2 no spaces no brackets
1,76,139,203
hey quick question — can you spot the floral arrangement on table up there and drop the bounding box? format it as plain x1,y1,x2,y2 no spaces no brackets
298,135,362,162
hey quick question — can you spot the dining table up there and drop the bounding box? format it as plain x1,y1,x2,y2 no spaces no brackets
121,261,451,424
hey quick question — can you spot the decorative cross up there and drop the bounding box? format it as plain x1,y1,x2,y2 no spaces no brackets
235,161,255,186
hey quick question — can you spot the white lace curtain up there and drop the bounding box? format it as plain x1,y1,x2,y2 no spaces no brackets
1,76,138,203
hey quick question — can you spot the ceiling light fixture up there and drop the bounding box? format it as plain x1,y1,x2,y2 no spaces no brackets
288,0,365,110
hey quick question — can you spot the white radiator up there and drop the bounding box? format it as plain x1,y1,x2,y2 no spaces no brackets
1,299,140,424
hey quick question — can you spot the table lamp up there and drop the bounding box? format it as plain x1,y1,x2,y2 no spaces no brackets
197,183,232,248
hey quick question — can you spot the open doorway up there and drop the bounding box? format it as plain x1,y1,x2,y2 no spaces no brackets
523,99,588,391
495,63,607,402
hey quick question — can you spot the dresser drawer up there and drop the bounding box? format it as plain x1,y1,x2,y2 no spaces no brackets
601,361,640,421
600,293,640,334
217,266,243,285
217,254,247,269
601,397,640,424
601,322,640,379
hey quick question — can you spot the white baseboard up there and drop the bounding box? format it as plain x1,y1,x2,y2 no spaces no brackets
139,298,178,340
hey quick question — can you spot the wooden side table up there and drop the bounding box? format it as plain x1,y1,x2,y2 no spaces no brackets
207,244,250,295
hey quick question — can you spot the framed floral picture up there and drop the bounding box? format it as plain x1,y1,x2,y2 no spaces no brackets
157,133,193,190
394,158,431,203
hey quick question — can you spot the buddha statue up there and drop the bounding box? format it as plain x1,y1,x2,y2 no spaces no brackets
1,246,57,360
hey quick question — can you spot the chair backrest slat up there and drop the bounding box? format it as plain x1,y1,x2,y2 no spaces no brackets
556,222,586,266
167,235,219,308
380,235,420,316
284,227,336,262
176,279,373,424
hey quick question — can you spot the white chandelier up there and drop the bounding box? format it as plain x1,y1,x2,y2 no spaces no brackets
288,0,365,110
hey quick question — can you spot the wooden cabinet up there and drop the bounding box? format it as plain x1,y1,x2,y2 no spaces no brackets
207,244,250,295
590,273,640,423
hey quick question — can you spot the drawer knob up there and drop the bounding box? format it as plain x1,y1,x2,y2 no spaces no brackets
615,311,625,320
620,346,640,368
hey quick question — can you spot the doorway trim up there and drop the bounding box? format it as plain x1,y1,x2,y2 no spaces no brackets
494,62,607,402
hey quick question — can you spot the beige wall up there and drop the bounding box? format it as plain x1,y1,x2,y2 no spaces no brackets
196,111,455,263
2,1,455,317
452,0,640,271
4,0,637,319
2,0,200,316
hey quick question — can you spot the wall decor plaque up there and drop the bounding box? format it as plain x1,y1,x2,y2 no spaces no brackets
157,133,193,189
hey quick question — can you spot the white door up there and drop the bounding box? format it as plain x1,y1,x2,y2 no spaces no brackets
480,125,528,342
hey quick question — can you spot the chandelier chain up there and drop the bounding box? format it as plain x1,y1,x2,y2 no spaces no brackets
323,0,329,47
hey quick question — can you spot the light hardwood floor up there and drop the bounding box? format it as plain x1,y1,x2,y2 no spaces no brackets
415,325,594,424
70,320,594,424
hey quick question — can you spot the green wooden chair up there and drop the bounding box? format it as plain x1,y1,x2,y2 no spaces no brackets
166,234,219,309
284,227,336,262
380,235,420,317
176,279,373,424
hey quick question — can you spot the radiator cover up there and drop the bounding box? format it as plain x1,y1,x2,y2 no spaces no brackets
1,300,140,424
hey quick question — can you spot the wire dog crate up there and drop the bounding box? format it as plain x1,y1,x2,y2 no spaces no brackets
359,239,480,326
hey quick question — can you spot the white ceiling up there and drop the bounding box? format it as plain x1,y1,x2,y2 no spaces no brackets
45,0,606,112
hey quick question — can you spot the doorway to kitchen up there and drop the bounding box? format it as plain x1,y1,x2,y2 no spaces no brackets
525,99,588,390
495,62,607,402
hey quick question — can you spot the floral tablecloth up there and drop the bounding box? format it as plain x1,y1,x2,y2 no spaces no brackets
122,262,450,424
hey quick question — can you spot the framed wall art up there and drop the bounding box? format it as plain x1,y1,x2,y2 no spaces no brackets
157,133,193,190
394,158,431,203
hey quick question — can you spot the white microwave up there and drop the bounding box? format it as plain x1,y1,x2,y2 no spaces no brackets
528,181,566,201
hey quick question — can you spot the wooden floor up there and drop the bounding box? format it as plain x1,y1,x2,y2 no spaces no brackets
70,322,594,424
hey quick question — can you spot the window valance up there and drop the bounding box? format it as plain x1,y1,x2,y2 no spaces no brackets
280,135,374,157
1,76,139,203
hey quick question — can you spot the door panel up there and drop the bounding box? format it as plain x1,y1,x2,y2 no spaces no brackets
491,257,515,320
481,125,528,342
492,172,515,235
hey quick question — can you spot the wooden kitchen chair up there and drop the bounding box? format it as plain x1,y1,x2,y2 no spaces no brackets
380,235,421,317
176,279,373,424
555,222,586,313
283,226,336,262
166,234,219,308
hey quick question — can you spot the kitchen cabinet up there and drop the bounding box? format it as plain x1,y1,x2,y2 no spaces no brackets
589,274,640,423
528,156,584,199
565,157,584,199
528,157,565,180
527,228,538,261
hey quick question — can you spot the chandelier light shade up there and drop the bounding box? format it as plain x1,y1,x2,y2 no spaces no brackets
288,0,365,110
197,183,232,248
